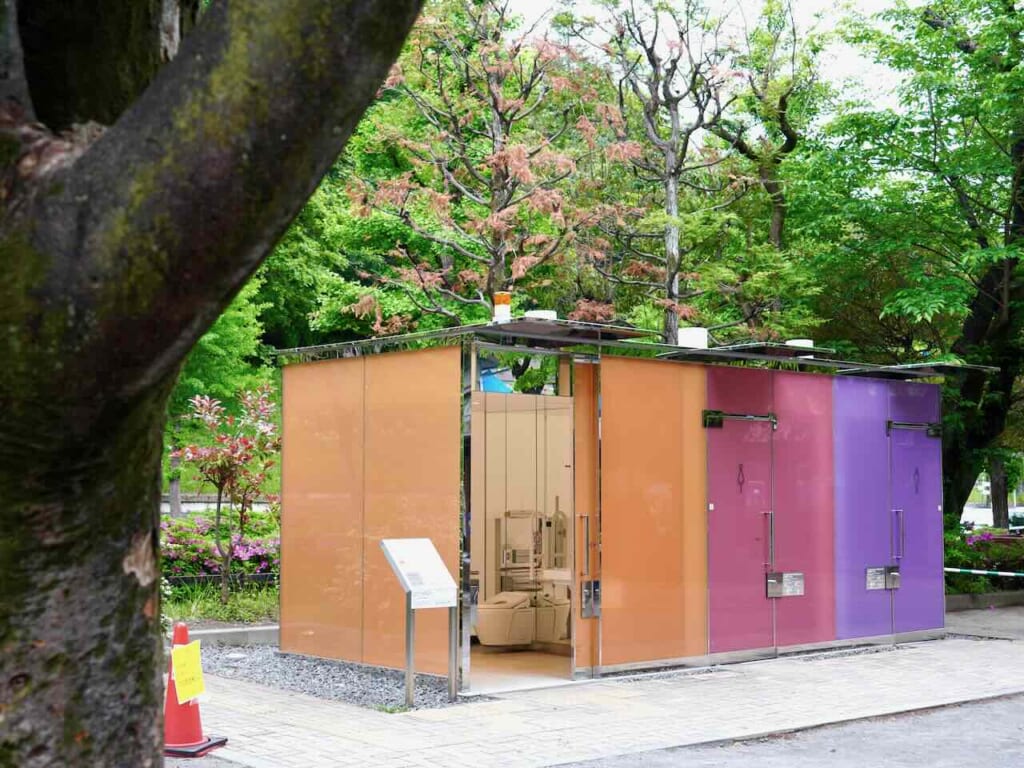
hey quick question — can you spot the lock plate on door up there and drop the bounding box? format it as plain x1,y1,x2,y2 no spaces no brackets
581,579,601,618
767,572,805,598
884,566,901,590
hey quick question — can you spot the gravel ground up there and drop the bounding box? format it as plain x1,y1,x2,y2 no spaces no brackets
201,645,459,710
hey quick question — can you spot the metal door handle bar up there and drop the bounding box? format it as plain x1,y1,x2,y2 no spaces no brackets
887,420,941,437
703,410,778,429
582,516,590,577
763,510,775,567
893,509,904,559
901,512,909,561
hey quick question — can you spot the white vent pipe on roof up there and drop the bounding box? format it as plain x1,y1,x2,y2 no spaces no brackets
493,292,512,323
677,327,709,349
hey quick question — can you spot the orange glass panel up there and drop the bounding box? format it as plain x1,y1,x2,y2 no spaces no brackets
600,357,707,665
362,347,461,675
572,362,598,673
280,358,365,660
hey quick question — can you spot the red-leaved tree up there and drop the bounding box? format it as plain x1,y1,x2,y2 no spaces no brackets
349,0,591,323
175,386,280,603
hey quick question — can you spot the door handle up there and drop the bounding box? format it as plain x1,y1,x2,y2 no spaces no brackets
893,509,904,560
901,510,906,560
763,510,774,567
582,516,590,577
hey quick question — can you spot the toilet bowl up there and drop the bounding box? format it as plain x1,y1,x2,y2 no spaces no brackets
535,594,571,643
476,592,535,646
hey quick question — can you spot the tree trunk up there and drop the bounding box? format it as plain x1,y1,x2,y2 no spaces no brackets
213,491,231,605
991,455,1010,530
17,0,164,128
0,384,170,767
762,171,786,251
664,171,681,345
168,452,183,518
1,0,422,761
941,133,1024,529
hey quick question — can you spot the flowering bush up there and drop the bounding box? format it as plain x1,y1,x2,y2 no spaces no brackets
161,513,280,579
945,527,1024,593
966,531,995,547
171,385,280,602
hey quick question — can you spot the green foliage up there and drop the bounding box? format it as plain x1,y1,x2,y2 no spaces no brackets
154,0,1024,528
169,276,271,417
161,510,280,579
163,583,279,624
944,526,1024,593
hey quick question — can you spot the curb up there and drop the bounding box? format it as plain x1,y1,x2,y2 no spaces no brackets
946,591,1024,612
189,625,279,646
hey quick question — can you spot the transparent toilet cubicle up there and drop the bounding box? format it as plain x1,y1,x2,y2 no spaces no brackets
469,354,575,658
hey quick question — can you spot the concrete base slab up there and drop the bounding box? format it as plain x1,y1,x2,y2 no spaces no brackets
189,625,279,646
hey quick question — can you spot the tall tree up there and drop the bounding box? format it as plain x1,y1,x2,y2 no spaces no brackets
840,0,1024,526
706,0,824,252
568,0,736,343
0,0,421,764
351,0,586,324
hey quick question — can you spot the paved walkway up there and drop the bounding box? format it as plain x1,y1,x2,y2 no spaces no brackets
947,606,1024,640
196,634,1024,768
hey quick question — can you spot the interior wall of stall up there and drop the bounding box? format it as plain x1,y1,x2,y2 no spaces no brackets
280,346,461,675
600,357,707,665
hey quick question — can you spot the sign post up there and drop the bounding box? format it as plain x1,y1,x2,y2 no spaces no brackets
380,538,459,708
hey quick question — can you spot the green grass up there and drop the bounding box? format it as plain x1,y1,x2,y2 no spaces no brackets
164,583,279,624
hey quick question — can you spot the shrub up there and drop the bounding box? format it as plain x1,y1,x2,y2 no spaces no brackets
945,526,1024,593
161,511,280,580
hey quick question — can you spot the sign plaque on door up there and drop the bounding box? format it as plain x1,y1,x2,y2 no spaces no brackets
767,572,805,598
781,572,805,597
865,567,887,591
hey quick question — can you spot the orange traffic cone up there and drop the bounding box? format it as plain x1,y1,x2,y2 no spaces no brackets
164,622,227,758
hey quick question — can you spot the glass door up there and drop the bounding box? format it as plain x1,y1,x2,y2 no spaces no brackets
890,425,944,633
707,416,775,653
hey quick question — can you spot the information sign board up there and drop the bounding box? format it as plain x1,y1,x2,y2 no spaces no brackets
380,538,457,609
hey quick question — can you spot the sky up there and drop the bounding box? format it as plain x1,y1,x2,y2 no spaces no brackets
508,0,905,106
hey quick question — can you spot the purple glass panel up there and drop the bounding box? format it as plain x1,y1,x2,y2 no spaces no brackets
889,380,940,425
707,367,773,653
773,372,835,647
833,377,892,639
890,383,944,633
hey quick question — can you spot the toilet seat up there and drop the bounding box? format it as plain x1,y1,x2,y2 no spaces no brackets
476,591,535,646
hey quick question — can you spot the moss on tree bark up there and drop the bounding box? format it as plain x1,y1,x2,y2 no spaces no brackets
0,0,424,764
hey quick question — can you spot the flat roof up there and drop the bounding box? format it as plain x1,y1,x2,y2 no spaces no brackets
837,362,998,379
473,317,656,346
274,318,997,380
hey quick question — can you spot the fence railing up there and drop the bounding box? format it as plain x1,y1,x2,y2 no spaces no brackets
944,567,1024,579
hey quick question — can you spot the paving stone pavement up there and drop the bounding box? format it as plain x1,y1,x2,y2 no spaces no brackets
190,636,1024,768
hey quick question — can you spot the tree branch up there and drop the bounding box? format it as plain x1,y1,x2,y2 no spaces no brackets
0,0,33,115
14,0,424,409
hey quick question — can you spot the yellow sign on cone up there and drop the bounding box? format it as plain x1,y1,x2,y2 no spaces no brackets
171,639,205,704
